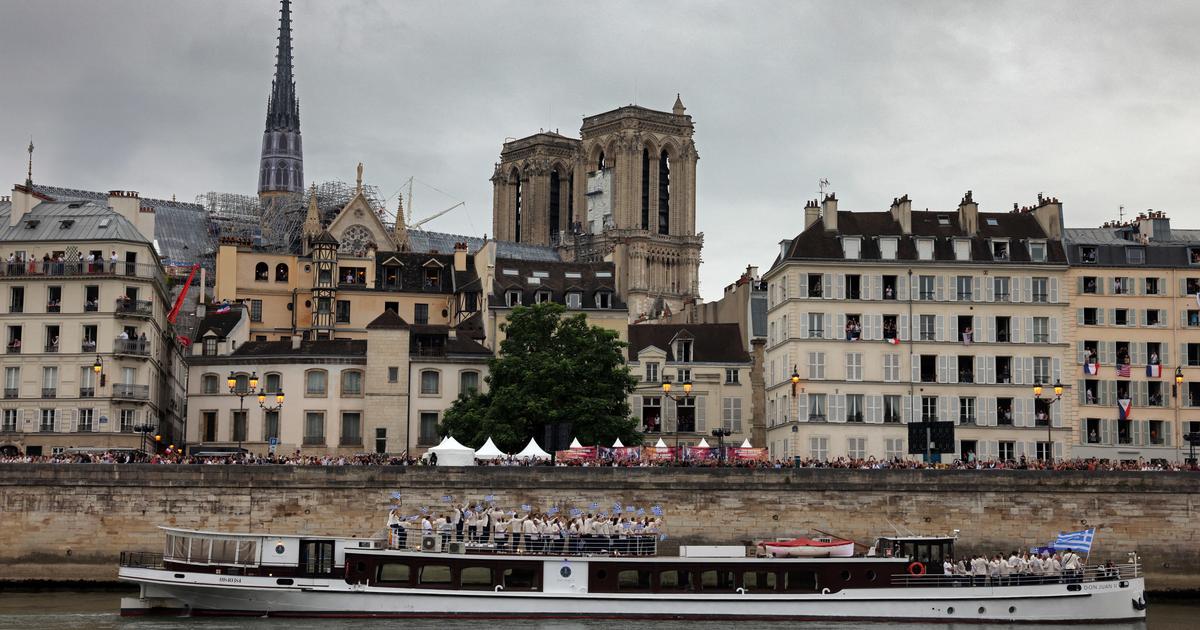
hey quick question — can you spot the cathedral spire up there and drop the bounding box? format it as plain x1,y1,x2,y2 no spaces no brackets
258,0,304,198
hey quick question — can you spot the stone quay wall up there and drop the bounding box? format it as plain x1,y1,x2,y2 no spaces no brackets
1,465,1196,591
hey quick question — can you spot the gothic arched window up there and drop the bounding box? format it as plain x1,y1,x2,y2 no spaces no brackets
658,150,671,235
254,262,269,281
549,169,561,243
274,161,285,188
597,151,606,171
511,168,522,243
641,149,651,230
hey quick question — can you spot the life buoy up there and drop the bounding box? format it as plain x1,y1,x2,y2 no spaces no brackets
907,562,926,576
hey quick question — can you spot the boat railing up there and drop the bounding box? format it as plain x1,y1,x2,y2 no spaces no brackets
119,551,165,570
890,561,1141,588
385,529,659,557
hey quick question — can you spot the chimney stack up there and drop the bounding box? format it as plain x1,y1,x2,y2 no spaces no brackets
453,241,468,272
9,184,37,227
1030,193,1064,240
804,199,821,230
291,335,302,350
890,194,912,234
958,190,979,235
821,193,838,233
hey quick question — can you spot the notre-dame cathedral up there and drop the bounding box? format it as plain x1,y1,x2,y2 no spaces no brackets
490,97,703,321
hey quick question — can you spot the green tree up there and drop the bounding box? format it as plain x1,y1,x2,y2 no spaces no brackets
440,302,639,453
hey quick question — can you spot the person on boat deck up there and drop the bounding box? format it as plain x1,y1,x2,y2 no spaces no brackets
387,508,404,549
1045,553,1063,583
436,514,453,547
420,514,433,537
1007,552,1022,584
954,557,967,581
971,555,988,586
1063,550,1083,583
988,555,1001,585
523,514,540,553
493,516,509,551
510,512,525,552
463,506,476,542
1028,553,1044,583
451,505,464,541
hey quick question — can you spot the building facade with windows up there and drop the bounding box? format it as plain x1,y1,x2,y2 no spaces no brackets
0,184,186,456
762,192,1073,463
184,308,488,455
1066,211,1200,462
626,323,754,448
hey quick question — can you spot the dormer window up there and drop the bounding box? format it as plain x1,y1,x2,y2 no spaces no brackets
534,290,552,304
566,291,582,309
675,339,694,363
992,240,1009,261
936,215,951,226
1125,246,1145,265
953,238,971,261
916,238,935,261
841,237,861,260
595,291,612,309
1079,246,1097,264
1189,247,1200,266
505,290,522,307
879,237,898,260
1029,240,1047,262
424,267,441,289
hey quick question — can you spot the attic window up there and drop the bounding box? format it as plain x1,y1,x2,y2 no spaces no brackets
532,271,549,278
534,290,552,304
98,218,111,229
879,237,898,260
1125,246,1145,265
1029,240,1047,262
596,271,613,278
841,237,861,260
985,218,999,226
527,277,541,285
564,272,582,279
566,292,582,308
23,220,39,229
937,215,950,226
992,240,1009,261
505,290,522,307
595,291,612,309
59,220,74,229
916,238,935,261
501,269,519,276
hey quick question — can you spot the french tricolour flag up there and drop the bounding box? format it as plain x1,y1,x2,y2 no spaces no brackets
1083,362,1099,375
1147,364,1162,378
1118,398,1133,420
886,337,901,346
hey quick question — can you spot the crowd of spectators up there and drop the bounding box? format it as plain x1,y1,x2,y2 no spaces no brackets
1,451,1195,471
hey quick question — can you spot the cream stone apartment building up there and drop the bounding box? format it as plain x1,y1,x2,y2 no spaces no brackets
0,184,186,455
1066,211,1200,463
627,323,754,449
763,192,1073,463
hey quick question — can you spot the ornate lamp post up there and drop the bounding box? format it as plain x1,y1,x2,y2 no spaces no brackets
228,371,258,453
661,379,693,452
711,427,732,463
1033,378,1064,462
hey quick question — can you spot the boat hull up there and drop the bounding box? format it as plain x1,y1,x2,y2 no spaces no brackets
119,567,1147,623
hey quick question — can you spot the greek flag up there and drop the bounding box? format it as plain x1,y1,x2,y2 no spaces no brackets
1054,528,1096,552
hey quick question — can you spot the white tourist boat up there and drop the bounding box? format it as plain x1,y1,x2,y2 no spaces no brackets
118,526,1147,623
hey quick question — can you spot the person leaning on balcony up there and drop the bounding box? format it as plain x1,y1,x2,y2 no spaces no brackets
109,251,118,273
119,330,129,340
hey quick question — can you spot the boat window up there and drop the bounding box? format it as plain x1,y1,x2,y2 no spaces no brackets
658,569,688,590
700,570,738,591
460,567,493,589
211,539,236,565
928,544,943,565
903,542,916,559
237,540,257,565
193,538,212,563
378,563,410,583
165,534,187,561
784,570,818,592
419,565,452,586
617,570,652,592
502,567,538,590
744,571,776,591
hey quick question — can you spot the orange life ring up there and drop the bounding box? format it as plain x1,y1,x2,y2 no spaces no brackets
907,561,926,576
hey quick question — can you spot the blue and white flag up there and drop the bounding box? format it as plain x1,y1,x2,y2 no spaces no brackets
390,491,403,500
1053,528,1096,552
441,495,453,503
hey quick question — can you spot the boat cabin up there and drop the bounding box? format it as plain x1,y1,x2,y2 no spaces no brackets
871,535,957,575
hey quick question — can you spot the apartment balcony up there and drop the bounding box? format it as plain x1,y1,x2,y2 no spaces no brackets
113,383,150,400
46,303,60,313
6,344,21,354
115,300,153,318
3,388,17,399
44,343,59,353
41,388,56,399
79,387,95,398
808,414,827,422
114,338,150,356
1,423,15,432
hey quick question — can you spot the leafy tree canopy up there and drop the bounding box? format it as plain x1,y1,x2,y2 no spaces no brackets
439,302,639,453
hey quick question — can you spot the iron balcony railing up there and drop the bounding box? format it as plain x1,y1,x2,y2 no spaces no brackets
119,551,164,570
113,383,150,400
3,388,16,399
44,344,59,353
116,300,153,317
114,338,149,355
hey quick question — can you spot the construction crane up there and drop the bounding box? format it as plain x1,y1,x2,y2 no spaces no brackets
391,176,466,231
167,263,200,347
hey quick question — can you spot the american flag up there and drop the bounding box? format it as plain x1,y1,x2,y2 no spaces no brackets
1117,363,1132,378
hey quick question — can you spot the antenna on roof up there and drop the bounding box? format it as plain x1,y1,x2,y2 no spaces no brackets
818,178,830,198
25,137,34,188
1118,205,1125,223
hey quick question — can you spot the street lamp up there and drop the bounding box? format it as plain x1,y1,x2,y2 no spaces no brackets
228,371,258,454
662,379,693,453
92,355,105,387
711,427,732,463
256,387,285,455
1033,378,1064,462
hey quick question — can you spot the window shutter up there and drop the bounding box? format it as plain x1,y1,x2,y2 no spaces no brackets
1023,316,1034,343
1023,276,1033,302
835,313,846,340
986,356,996,384
987,318,997,343
1052,357,1061,383
972,276,981,301
938,396,949,422
901,395,911,423
695,396,706,433
800,313,809,338
899,315,909,341
664,398,676,432
1050,318,1060,343
831,394,845,423
897,274,907,299
634,395,643,425
935,315,945,342
822,273,833,300
1097,308,1105,325
1165,423,1172,447
1053,442,1063,460
1162,345,1170,366
868,395,881,423
835,274,845,299
1100,418,1112,445
975,355,986,384
1051,397,1062,427
796,394,807,423
1013,398,1026,427
947,278,957,303
911,354,921,383
823,313,832,340
1013,358,1025,385
985,277,994,302
935,275,945,301
1049,277,1060,303
910,276,920,301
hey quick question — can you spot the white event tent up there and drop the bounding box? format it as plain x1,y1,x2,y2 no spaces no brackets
425,436,476,466
474,437,507,460
514,438,551,460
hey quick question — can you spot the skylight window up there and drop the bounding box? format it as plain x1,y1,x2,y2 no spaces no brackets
501,269,518,276
985,218,999,226
59,220,74,229
532,271,549,278
937,215,950,226
565,272,582,279
24,220,39,229
596,271,613,278
98,218,111,229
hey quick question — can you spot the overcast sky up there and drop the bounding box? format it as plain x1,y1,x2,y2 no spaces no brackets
2,0,1199,300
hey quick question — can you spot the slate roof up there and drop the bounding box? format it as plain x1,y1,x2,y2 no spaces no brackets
31,184,211,267
369,251,479,296
193,306,245,339
777,209,1066,267
1065,226,1200,267
490,257,624,309
627,323,751,363
0,198,148,244
366,309,409,329
229,339,367,358
408,230,561,262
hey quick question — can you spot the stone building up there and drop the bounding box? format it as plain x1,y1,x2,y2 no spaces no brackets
490,97,703,321
1065,211,1200,462
762,192,1073,463
626,323,754,449
0,184,187,455
184,308,489,456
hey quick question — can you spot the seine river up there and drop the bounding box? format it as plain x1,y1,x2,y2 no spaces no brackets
0,591,1195,629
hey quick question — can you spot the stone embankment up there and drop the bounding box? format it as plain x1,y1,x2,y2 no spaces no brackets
1,465,1195,590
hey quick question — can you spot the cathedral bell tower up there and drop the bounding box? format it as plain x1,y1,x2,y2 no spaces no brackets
258,0,304,202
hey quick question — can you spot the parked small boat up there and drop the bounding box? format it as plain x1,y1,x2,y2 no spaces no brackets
759,537,855,558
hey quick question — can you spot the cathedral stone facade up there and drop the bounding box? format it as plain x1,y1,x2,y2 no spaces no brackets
491,97,703,321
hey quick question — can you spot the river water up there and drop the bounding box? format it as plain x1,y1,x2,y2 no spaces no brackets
0,591,1194,629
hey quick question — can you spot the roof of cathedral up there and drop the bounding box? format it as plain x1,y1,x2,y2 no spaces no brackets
627,323,750,363
29,184,210,267
407,230,562,262
265,0,300,132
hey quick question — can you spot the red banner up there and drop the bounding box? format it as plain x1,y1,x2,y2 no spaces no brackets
555,446,597,462
645,446,677,461
730,447,769,462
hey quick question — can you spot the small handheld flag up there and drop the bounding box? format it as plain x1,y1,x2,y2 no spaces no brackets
390,491,403,500
651,505,664,517
441,495,453,503
521,504,532,512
